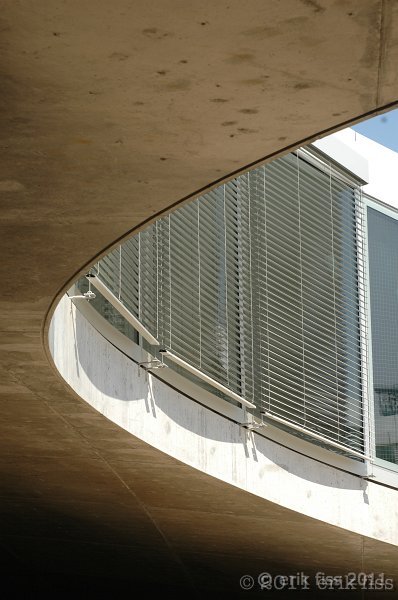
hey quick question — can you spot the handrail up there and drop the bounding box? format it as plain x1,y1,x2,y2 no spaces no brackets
262,411,370,461
159,349,256,409
87,275,160,346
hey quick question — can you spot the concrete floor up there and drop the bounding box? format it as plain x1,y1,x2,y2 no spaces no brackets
2,1,398,597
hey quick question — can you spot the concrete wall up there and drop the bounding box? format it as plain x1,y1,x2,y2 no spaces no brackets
50,295,398,546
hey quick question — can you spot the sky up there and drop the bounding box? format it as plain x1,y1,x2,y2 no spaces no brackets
352,109,398,152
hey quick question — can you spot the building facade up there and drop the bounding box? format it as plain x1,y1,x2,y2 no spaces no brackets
66,131,398,477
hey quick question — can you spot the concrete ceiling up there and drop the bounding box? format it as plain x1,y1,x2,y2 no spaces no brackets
2,1,398,596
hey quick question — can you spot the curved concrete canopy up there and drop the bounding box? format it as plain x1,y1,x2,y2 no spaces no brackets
2,1,398,596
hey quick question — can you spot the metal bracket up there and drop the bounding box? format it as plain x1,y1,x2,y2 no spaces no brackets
138,359,168,371
240,421,267,431
69,290,96,301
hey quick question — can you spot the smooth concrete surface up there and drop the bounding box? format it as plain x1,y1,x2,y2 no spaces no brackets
51,295,398,546
2,1,398,597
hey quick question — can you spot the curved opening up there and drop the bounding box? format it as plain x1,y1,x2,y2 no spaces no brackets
47,119,398,482
47,117,398,546
67,142,367,458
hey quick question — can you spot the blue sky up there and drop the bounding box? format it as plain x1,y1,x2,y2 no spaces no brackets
352,109,398,152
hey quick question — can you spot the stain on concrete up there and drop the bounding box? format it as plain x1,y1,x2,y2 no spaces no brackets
210,98,229,103
356,1,381,90
285,16,311,26
300,0,325,13
239,108,258,114
221,121,236,126
142,28,173,39
238,127,257,134
226,53,254,64
241,78,269,86
143,27,158,35
293,82,313,90
109,52,129,61
164,79,191,91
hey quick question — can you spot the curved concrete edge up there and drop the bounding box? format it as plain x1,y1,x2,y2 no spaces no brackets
50,295,398,547
39,101,398,343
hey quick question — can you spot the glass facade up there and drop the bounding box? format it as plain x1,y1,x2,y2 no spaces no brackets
70,136,398,470
82,147,367,457
368,207,398,465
